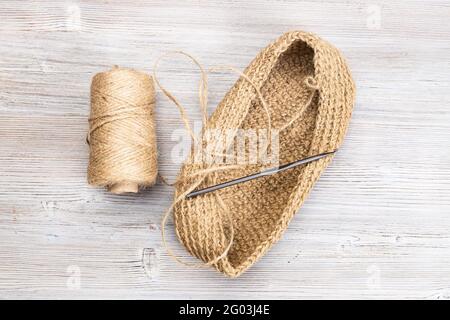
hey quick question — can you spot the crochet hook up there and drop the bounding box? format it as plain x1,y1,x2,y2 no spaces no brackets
186,150,337,199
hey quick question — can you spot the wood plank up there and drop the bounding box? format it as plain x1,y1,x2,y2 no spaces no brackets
0,0,450,299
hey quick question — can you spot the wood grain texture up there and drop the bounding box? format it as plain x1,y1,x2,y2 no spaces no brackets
1,0,450,299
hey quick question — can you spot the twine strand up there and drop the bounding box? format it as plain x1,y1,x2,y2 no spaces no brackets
154,51,274,267
155,51,318,268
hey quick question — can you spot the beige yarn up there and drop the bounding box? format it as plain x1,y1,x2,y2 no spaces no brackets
154,52,279,268
171,31,356,277
87,66,158,194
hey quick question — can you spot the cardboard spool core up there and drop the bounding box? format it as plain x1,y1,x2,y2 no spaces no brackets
108,182,139,194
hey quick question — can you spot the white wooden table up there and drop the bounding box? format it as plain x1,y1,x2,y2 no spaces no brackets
1,0,449,299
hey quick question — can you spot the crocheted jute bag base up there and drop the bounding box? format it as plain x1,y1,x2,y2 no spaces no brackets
173,31,356,277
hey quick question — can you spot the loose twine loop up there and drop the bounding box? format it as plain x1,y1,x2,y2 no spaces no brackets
154,51,319,268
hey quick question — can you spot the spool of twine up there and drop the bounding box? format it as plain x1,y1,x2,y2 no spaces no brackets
87,66,158,194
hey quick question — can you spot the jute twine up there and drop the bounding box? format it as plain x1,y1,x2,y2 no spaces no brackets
170,31,355,277
86,30,355,278
87,66,158,194
153,51,320,269
154,51,271,267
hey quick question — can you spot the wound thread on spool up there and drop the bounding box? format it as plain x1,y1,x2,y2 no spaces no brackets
87,66,158,194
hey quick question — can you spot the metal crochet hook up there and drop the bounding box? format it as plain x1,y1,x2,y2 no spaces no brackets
186,150,337,199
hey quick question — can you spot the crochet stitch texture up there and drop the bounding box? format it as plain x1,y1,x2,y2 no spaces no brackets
173,31,356,277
